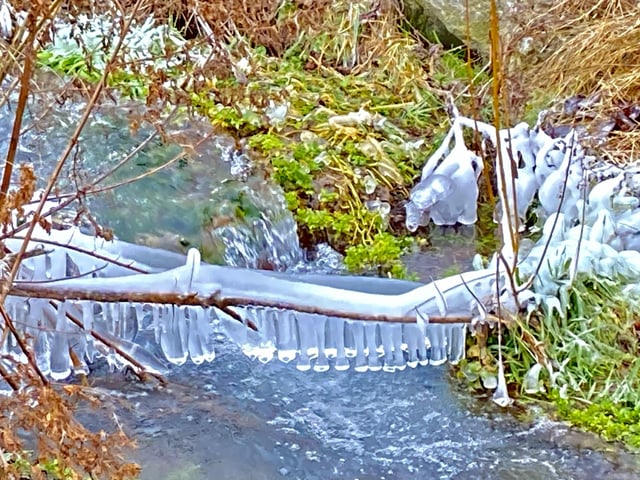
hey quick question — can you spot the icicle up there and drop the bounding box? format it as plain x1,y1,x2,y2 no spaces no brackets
447,324,467,364
256,308,277,364
390,323,406,371
135,303,145,327
238,307,260,360
349,321,368,372
198,308,216,363
33,329,52,377
312,316,330,372
186,307,209,365
31,253,50,280
493,310,513,407
159,306,188,365
49,302,72,381
295,313,315,371
322,316,338,360
364,323,382,371
64,302,89,376
493,360,512,407
523,363,543,394
276,311,298,363
109,302,120,336
379,323,395,372
403,324,420,368
327,317,349,371
121,302,139,341
427,324,447,365
152,304,162,344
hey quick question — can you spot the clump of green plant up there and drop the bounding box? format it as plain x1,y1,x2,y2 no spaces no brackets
344,232,414,278
555,397,640,449
462,274,640,448
4,452,80,480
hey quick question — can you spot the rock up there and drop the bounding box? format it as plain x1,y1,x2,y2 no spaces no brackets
401,0,502,54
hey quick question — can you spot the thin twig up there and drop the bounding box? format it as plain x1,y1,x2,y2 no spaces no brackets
50,301,166,385
0,34,34,205
0,303,49,385
0,361,19,391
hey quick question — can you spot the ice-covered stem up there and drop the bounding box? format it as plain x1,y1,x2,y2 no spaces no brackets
9,274,476,324
418,115,520,263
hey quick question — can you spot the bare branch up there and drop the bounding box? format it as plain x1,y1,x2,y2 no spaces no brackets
9,281,474,325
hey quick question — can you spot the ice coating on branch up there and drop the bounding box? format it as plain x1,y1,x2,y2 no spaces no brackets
8,227,496,378
11,111,640,386
4,227,484,380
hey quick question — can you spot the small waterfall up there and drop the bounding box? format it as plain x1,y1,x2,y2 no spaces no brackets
201,179,303,271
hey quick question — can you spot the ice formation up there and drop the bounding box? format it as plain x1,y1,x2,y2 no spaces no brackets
6,110,640,397
4,211,496,385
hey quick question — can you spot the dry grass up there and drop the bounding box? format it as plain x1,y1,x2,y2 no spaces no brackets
0,366,140,480
500,0,640,163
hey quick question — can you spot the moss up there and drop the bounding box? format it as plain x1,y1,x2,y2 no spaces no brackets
554,397,640,449
4,452,80,479
344,232,414,278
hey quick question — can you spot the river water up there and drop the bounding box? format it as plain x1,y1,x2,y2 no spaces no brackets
88,343,639,480
2,90,640,479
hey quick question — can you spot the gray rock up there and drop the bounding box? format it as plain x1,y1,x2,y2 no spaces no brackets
401,0,503,54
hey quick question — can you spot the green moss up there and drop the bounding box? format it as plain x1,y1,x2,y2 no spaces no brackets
37,49,150,100
248,133,286,153
555,397,640,449
3,452,81,480
208,105,264,137
344,232,414,278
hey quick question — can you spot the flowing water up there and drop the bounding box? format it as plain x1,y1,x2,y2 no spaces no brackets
0,80,303,270
2,89,640,479
87,345,640,480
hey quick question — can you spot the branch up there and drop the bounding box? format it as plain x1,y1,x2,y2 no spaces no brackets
51,301,166,385
9,282,474,325
0,31,33,204
0,303,48,385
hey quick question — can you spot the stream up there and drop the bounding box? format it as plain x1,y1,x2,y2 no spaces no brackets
86,343,640,480
2,90,640,479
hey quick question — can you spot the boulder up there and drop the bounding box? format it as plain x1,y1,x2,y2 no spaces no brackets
401,0,500,54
